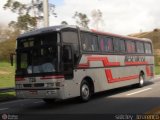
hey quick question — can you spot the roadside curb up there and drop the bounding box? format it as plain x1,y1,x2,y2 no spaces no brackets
0,96,17,103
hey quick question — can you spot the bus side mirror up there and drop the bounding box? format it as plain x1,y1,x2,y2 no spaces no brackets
10,53,15,66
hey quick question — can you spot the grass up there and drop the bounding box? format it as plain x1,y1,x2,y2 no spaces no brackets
0,62,16,101
0,92,16,102
0,62,15,88
155,66,160,75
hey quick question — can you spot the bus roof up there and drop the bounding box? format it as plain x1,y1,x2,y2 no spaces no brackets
90,29,151,42
18,25,78,39
18,25,151,42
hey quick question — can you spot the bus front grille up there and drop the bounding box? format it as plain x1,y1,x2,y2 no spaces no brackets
23,84,32,87
23,83,44,88
34,83,44,87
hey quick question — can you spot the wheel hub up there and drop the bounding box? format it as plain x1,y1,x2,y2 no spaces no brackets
82,84,89,99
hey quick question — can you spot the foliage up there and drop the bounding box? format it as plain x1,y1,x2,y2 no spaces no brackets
155,65,160,75
155,55,160,66
73,11,90,29
0,40,16,61
91,9,103,29
9,14,37,31
3,0,56,31
61,21,68,25
0,27,19,61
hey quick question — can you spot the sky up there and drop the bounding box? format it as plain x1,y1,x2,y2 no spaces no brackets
0,0,160,35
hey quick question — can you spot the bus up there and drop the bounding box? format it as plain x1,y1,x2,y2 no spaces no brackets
13,25,154,103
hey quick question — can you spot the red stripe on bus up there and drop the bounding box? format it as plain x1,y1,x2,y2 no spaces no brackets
78,63,89,68
78,56,120,68
146,66,153,76
125,61,148,65
105,69,139,83
88,57,120,66
15,77,25,81
40,75,64,80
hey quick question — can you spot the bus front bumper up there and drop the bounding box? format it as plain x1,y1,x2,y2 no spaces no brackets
15,88,63,99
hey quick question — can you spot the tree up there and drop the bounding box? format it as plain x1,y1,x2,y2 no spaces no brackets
73,11,90,29
0,27,19,61
61,21,68,25
3,0,56,32
91,9,103,30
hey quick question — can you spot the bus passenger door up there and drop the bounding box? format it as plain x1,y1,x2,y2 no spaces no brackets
62,45,74,79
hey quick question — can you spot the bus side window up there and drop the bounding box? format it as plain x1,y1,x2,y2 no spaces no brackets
83,43,86,50
62,30,80,66
91,35,99,51
99,38,104,51
126,40,136,53
113,38,119,52
81,32,98,52
144,42,152,54
99,37,113,52
136,41,145,53
119,39,126,52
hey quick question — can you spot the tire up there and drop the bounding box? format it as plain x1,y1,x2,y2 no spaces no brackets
43,99,56,104
138,74,145,87
80,80,91,102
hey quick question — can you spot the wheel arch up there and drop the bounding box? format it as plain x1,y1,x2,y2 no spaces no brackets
81,76,95,94
140,70,145,78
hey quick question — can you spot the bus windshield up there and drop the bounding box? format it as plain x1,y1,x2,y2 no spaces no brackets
16,32,58,75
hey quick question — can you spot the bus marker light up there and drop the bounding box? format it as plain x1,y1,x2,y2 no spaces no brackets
15,77,25,81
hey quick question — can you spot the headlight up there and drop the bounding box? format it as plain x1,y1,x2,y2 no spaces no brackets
44,83,54,87
16,84,22,89
56,82,63,87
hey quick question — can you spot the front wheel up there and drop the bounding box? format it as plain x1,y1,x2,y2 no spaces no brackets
80,81,91,102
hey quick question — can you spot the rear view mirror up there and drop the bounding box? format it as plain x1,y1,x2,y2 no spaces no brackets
10,53,15,66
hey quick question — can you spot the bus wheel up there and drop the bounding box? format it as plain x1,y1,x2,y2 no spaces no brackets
43,99,56,104
139,74,145,87
80,80,91,102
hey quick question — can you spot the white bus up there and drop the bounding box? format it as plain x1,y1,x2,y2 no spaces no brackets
14,25,154,103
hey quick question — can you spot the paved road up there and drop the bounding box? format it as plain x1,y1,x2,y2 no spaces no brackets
0,77,160,119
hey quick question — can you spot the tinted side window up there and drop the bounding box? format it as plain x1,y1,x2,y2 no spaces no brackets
92,35,99,51
62,31,80,65
136,41,144,53
99,37,113,52
113,38,119,52
62,31,78,44
81,32,99,52
119,39,126,52
126,40,136,53
144,42,152,54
